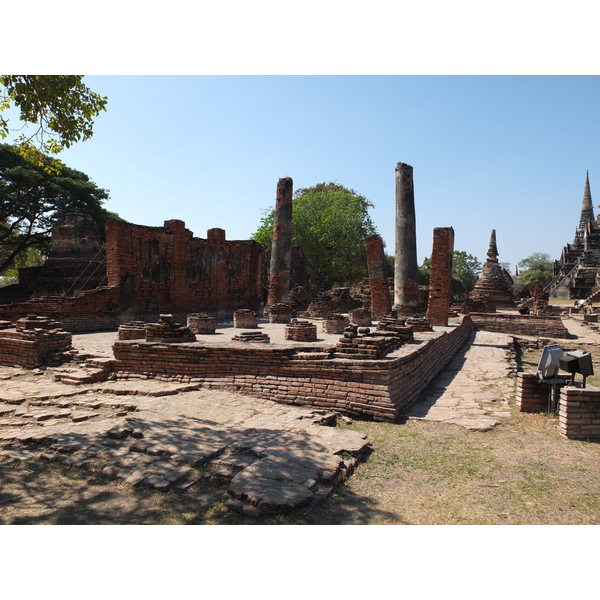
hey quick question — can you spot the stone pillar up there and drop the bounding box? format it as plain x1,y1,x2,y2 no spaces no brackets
426,227,454,326
393,162,419,314
267,177,294,307
365,234,391,320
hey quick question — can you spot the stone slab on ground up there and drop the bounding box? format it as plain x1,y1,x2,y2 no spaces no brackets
0,370,371,515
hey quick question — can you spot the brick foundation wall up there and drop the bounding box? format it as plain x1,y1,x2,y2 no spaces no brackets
0,287,120,332
111,316,475,422
470,313,570,338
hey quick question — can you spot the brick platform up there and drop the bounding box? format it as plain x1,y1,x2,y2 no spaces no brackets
111,316,475,422
0,315,72,367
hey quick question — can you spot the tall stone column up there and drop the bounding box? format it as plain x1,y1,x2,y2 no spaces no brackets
266,177,294,307
365,234,391,320
393,162,419,314
426,227,454,326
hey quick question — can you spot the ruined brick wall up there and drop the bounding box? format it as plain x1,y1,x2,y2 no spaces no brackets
106,220,263,319
469,313,570,338
0,287,120,332
111,316,474,422
426,227,454,326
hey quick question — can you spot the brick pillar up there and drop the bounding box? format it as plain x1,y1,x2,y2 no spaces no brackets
365,234,391,320
393,162,419,314
559,387,600,440
426,227,454,326
267,177,293,307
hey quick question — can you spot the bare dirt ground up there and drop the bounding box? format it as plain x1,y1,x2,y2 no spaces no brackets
2,314,600,525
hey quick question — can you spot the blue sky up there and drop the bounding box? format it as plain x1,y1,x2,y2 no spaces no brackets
37,75,600,274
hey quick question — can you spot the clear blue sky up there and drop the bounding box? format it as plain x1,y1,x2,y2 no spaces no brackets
42,75,600,274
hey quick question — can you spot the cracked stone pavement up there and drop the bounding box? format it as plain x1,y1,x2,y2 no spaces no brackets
403,330,515,431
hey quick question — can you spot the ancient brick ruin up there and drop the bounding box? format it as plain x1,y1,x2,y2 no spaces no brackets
111,315,475,422
0,315,72,367
426,227,454,327
0,165,587,428
365,234,392,320
0,218,264,330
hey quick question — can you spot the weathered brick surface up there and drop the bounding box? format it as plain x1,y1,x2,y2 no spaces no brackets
470,313,570,338
234,309,259,329
187,313,216,334
426,227,454,326
0,316,72,367
365,234,392,320
516,372,569,412
106,219,263,320
111,316,475,422
267,303,292,324
517,373,600,440
322,314,349,334
285,320,317,342
266,177,293,307
0,287,120,332
559,387,600,440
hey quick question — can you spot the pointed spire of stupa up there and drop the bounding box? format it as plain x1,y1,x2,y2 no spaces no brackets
579,170,594,231
487,229,498,263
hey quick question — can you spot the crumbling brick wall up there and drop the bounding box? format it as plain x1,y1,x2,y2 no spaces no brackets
469,313,570,338
0,287,120,332
106,219,263,319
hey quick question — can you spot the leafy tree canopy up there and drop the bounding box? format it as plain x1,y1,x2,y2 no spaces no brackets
0,143,119,277
252,182,378,291
0,75,107,173
516,252,553,288
419,250,482,295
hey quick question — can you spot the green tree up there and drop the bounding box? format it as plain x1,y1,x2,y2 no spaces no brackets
252,182,378,291
516,252,553,287
419,250,481,295
0,143,118,276
0,75,107,172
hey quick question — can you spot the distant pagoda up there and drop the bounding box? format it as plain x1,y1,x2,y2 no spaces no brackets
547,171,600,299
469,229,515,308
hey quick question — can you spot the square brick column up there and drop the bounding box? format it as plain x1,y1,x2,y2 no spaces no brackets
426,227,454,326
365,234,391,320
